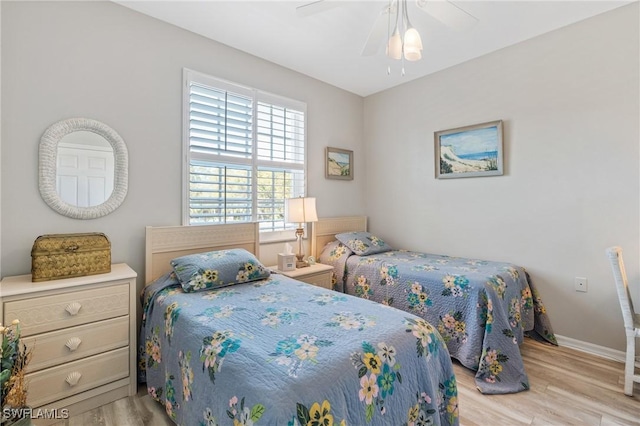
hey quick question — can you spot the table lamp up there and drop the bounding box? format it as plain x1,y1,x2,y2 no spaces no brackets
285,197,318,268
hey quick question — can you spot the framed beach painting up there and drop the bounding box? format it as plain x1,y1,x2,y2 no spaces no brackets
325,147,353,180
435,120,504,179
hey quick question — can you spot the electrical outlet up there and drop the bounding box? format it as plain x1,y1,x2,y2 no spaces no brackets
575,277,588,292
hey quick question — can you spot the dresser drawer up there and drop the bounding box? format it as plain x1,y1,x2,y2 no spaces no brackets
26,347,129,407
301,272,332,289
3,283,129,336
23,316,129,373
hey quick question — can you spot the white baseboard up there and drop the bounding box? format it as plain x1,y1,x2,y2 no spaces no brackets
555,334,640,367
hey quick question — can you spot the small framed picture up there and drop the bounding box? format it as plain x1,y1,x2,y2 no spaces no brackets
325,147,353,180
435,120,504,179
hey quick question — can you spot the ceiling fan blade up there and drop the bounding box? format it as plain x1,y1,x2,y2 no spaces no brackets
361,3,395,56
415,0,478,31
296,0,340,17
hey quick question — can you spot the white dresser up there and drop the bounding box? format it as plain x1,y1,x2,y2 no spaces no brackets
0,263,137,423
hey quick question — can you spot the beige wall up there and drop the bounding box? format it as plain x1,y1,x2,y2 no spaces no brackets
0,1,365,282
363,3,639,352
2,1,638,353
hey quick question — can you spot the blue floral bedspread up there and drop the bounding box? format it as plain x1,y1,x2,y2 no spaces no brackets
320,248,557,394
139,272,459,425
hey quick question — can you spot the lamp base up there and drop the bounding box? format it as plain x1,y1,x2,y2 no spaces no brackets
296,260,310,268
295,252,309,268
294,229,309,268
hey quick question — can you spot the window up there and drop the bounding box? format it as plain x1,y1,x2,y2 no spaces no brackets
183,69,306,235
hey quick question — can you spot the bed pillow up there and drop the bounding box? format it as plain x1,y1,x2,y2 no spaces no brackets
319,240,353,263
170,248,270,292
335,231,393,256
318,240,353,292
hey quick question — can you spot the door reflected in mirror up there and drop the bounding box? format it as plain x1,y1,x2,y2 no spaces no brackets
57,131,115,207
39,117,128,220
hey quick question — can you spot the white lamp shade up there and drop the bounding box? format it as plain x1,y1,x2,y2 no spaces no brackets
285,197,318,224
404,46,422,61
404,27,423,51
387,30,403,60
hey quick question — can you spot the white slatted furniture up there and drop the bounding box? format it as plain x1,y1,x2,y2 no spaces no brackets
0,264,137,423
268,263,334,289
605,246,640,396
310,215,368,258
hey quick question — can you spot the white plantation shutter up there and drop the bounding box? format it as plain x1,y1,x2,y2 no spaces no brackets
184,69,307,231
189,84,253,159
256,102,305,164
189,161,252,224
257,167,304,232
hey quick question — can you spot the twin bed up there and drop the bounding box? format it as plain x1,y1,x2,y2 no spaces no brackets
139,216,556,425
141,222,459,425
312,216,556,395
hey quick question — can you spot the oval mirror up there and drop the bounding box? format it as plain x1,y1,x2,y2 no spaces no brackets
39,118,128,219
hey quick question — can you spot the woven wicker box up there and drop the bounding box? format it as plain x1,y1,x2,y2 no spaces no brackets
31,233,111,282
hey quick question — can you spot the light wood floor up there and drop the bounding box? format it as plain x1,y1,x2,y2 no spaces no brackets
52,339,639,425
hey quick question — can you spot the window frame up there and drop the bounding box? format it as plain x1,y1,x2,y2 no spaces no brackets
182,68,308,241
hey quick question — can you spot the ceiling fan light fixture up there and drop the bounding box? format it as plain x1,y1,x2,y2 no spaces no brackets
404,25,423,61
404,26,423,51
387,29,403,60
404,47,422,62
386,0,423,67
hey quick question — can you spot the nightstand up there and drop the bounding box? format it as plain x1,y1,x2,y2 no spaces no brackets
269,263,334,289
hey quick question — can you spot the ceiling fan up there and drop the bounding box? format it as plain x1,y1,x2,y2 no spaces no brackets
296,0,478,57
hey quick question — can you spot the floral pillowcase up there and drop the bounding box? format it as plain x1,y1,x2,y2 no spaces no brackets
318,240,353,292
335,231,393,256
170,248,270,293
320,240,353,262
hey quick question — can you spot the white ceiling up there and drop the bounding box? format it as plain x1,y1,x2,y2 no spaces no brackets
115,0,634,97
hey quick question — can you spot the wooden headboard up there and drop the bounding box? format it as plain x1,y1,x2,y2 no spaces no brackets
145,223,260,285
310,216,368,258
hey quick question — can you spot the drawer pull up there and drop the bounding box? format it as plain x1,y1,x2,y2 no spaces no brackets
65,302,82,316
65,371,82,387
65,337,82,351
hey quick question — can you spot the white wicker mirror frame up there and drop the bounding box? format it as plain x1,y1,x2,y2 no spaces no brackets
39,117,129,219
